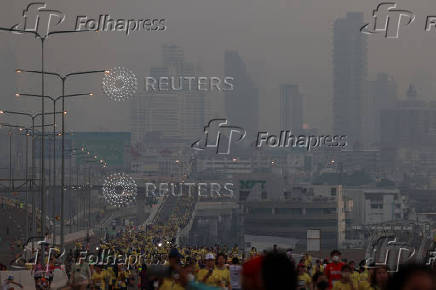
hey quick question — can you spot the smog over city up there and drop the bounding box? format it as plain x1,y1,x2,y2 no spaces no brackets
0,0,435,289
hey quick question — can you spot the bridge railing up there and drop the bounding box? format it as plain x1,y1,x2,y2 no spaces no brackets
176,202,198,246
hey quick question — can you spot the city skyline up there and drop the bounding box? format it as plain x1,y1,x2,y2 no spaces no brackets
2,0,436,135
0,1,436,274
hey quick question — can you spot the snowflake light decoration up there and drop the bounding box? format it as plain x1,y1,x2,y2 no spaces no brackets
102,66,137,102
102,172,137,207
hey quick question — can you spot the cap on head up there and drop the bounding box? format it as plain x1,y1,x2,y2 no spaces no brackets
205,253,215,260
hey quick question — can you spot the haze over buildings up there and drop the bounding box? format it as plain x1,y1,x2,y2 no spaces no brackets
0,0,436,259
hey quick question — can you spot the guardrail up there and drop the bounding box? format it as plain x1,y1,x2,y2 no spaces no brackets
176,203,198,246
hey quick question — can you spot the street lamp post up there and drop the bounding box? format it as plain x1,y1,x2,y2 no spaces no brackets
70,147,106,239
0,110,59,189
16,92,93,246
0,123,50,242
8,130,12,191
3,127,28,240
0,110,65,241
64,147,85,233
1,109,63,182
16,69,105,248
85,158,98,245
0,26,94,266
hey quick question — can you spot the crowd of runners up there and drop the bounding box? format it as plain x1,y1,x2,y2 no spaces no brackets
0,195,435,289
0,225,430,290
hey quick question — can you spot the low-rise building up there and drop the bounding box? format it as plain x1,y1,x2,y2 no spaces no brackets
235,175,345,250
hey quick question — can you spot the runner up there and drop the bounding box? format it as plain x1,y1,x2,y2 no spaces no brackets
324,250,345,288
229,257,241,290
297,263,312,290
331,264,356,290
196,253,216,286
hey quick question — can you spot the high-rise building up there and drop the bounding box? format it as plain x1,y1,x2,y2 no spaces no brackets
162,44,184,68
333,12,367,147
131,44,205,145
365,73,397,145
280,84,303,133
380,85,436,150
224,50,259,136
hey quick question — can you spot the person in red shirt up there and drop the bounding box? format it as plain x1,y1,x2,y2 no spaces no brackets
324,250,344,289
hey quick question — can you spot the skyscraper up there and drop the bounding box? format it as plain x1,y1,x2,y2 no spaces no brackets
131,44,205,145
333,12,367,147
380,85,436,150
366,73,397,145
162,44,184,69
224,50,259,136
280,84,303,133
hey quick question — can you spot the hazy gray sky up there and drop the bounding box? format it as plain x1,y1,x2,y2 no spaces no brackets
1,0,436,133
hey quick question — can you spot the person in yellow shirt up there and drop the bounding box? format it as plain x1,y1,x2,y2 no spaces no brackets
115,267,128,289
358,261,370,283
303,253,312,268
159,276,185,290
105,266,117,289
297,264,312,290
158,248,185,290
210,253,231,289
231,244,239,258
91,265,107,290
249,247,257,258
312,260,325,277
196,253,217,286
332,264,357,290
349,261,360,287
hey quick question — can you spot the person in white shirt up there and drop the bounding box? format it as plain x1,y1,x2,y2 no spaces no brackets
229,257,242,290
